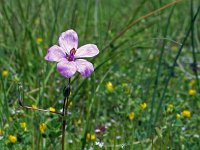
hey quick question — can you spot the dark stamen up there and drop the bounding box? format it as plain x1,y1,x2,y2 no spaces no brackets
70,48,76,55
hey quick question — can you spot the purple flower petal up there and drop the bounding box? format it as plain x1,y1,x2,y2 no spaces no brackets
45,45,66,62
75,59,94,77
75,44,99,58
59,30,78,54
57,60,77,78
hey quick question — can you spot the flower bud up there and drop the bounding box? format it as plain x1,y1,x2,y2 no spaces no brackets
63,85,70,97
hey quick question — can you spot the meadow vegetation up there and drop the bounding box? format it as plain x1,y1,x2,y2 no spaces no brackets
0,0,200,149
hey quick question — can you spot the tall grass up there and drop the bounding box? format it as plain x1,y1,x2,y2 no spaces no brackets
0,0,200,149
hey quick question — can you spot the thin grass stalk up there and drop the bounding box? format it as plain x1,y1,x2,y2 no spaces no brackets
127,0,148,24
191,0,200,92
94,0,98,37
148,6,175,135
84,0,91,39
0,75,9,120
18,84,63,116
1,0,17,41
70,1,78,28
154,6,200,123
19,104,63,116
78,2,182,103
18,79,71,150
103,0,182,51
49,0,60,45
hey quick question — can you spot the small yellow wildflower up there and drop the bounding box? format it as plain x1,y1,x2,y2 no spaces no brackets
67,101,72,109
0,129,3,136
176,114,181,119
188,89,196,96
20,122,27,129
129,112,135,121
167,104,174,113
49,107,56,112
189,80,196,87
39,123,47,134
91,134,96,140
182,110,191,118
106,81,114,92
140,103,147,110
2,70,8,77
36,37,43,44
77,119,81,125
32,104,38,109
8,135,17,143
86,133,96,141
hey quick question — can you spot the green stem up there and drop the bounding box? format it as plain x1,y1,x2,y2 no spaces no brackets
149,6,174,135
62,78,71,150
191,0,200,92
154,6,200,123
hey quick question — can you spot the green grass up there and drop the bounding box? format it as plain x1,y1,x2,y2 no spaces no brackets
0,0,200,149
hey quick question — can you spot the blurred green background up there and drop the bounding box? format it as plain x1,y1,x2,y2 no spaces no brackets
0,0,200,149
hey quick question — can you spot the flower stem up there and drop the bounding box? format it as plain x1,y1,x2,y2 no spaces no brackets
62,78,71,150
17,84,63,116
19,104,63,116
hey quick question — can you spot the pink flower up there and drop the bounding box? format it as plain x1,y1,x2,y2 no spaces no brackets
45,29,99,78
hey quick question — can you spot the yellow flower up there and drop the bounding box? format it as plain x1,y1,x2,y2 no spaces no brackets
188,89,196,96
91,134,96,140
77,119,81,125
0,129,3,136
189,80,196,87
36,37,43,44
39,123,47,134
20,122,27,129
129,112,135,121
86,133,96,141
140,103,147,110
68,101,72,108
2,70,8,77
106,81,114,92
176,114,181,119
32,104,38,109
49,107,56,112
86,133,90,140
182,110,191,118
8,135,17,143
167,104,174,113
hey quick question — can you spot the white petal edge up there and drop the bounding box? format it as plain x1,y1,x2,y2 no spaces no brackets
75,44,99,58
57,60,77,78
45,45,66,62
75,59,94,77
58,29,78,54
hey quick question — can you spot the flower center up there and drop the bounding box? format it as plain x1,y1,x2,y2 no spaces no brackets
67,48,76,61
